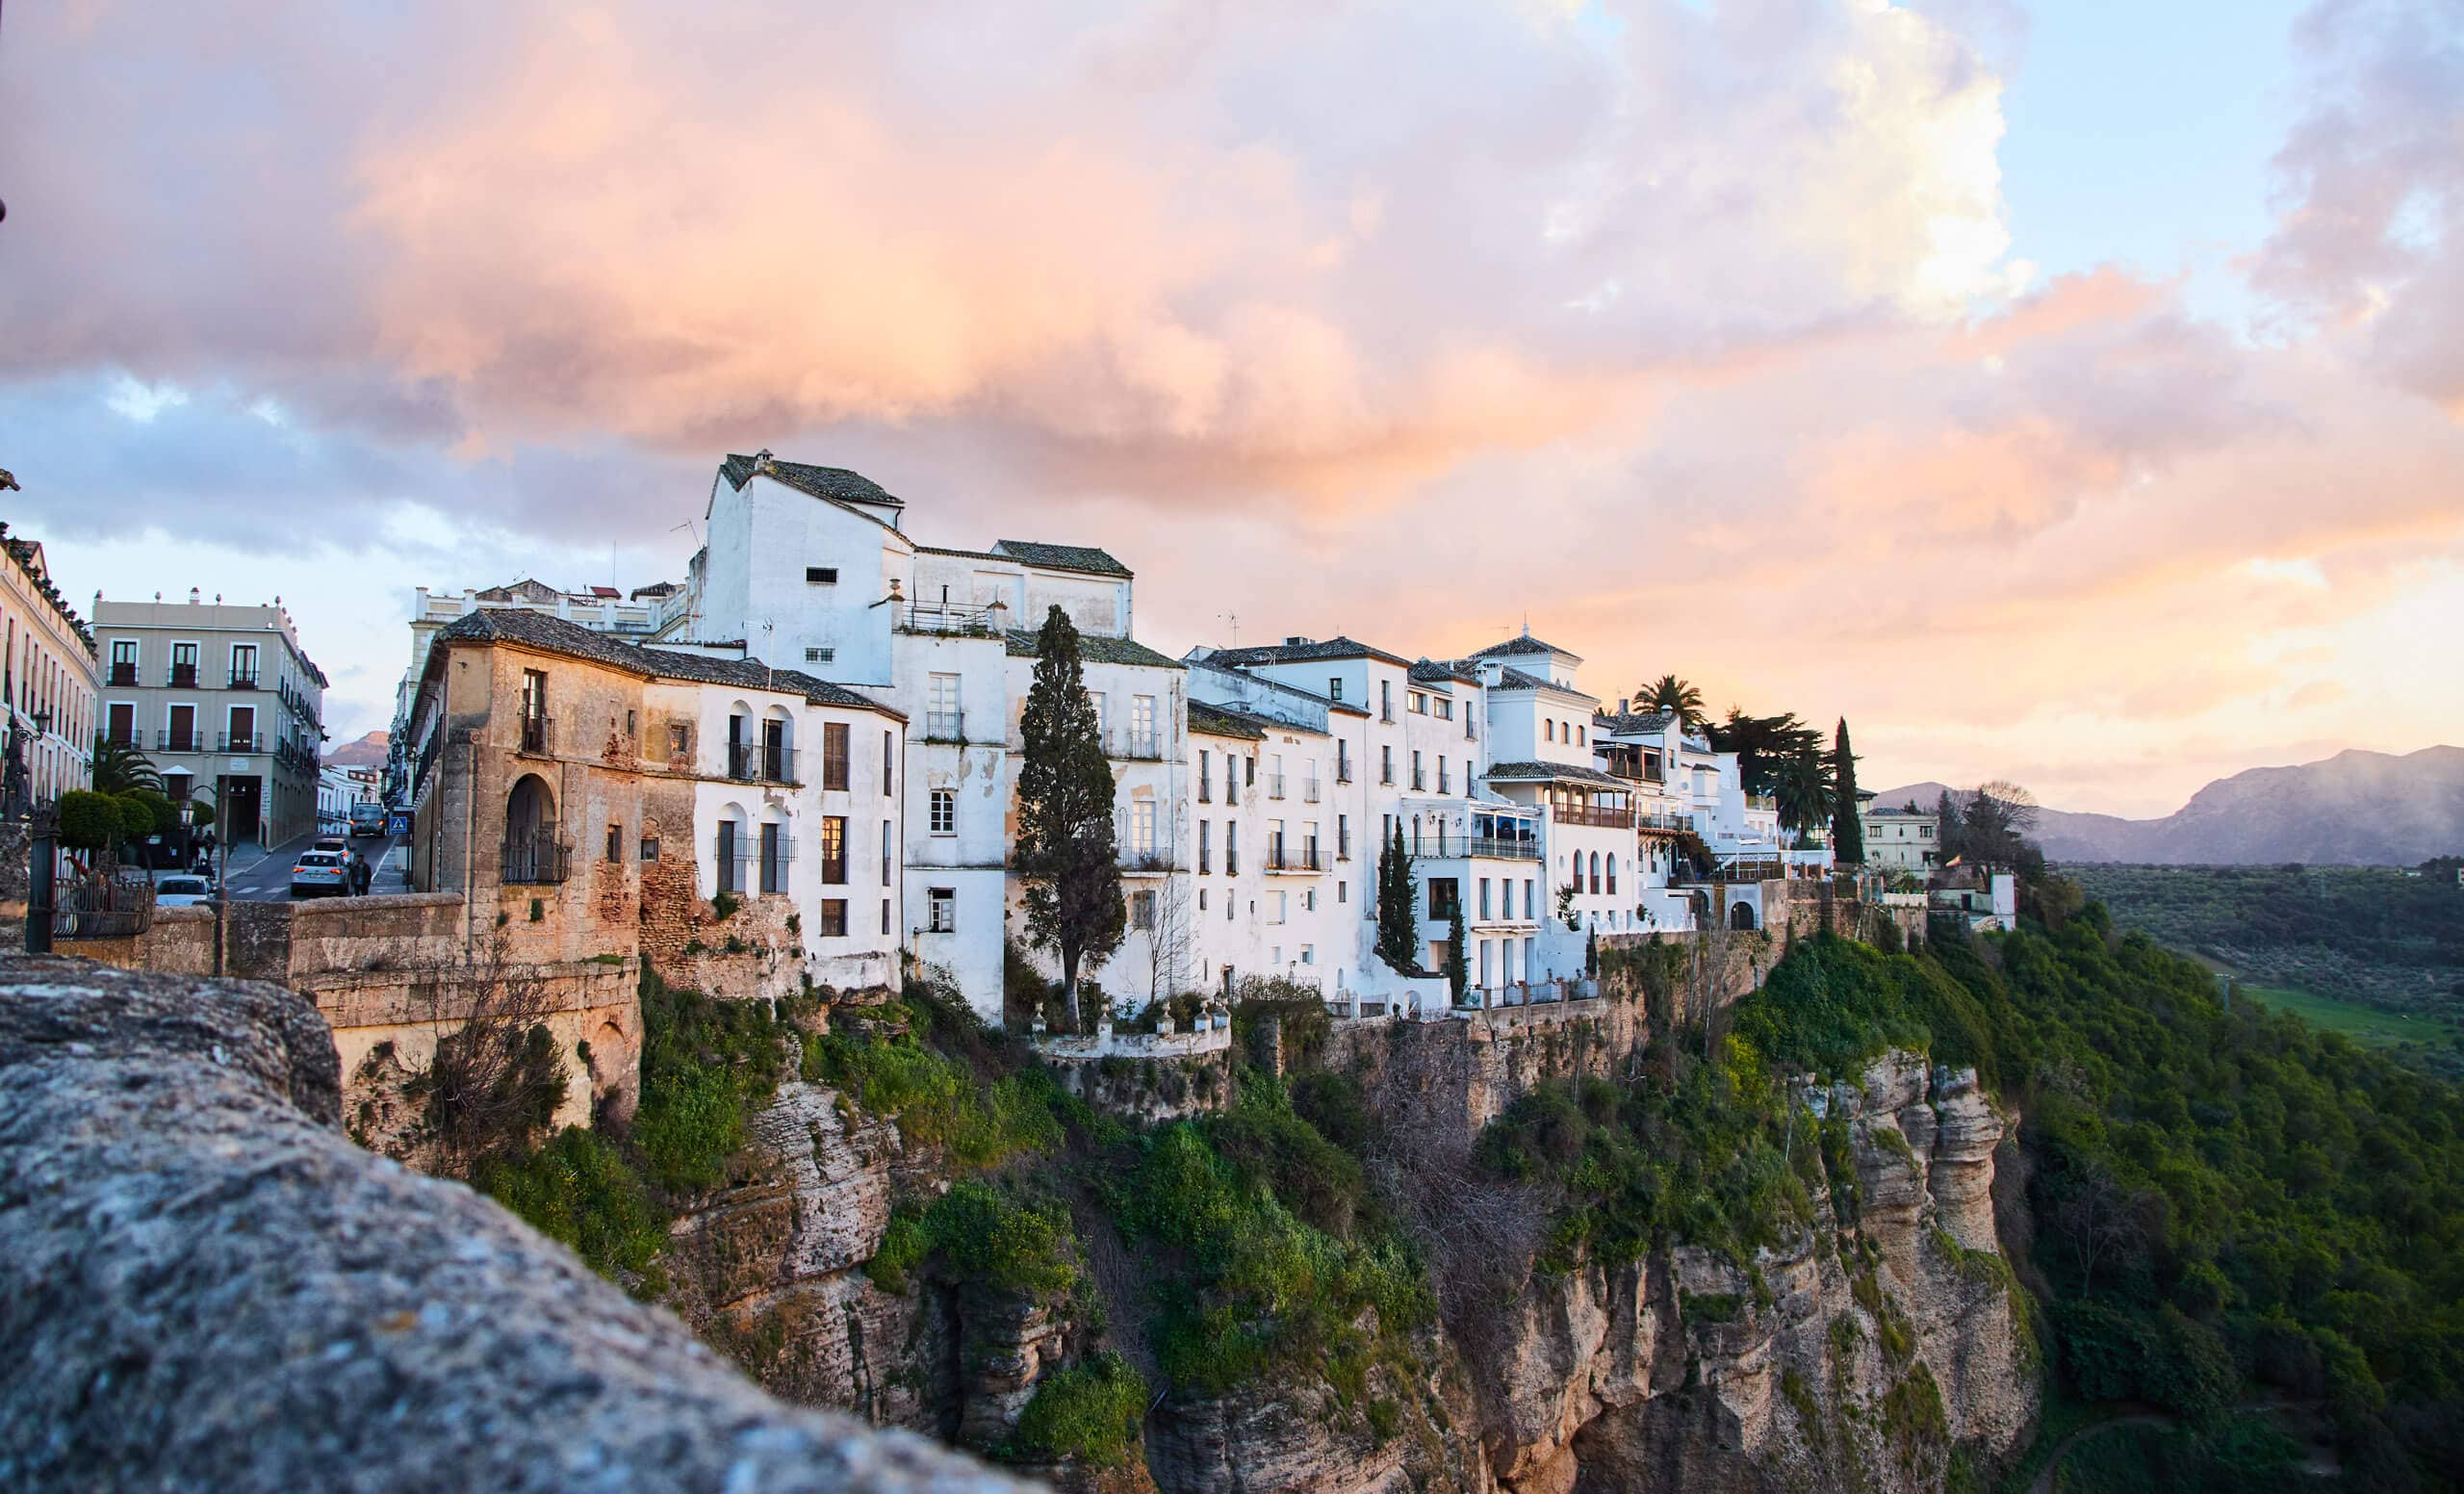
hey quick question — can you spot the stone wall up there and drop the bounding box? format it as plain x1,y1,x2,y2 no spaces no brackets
0,955,1027,1492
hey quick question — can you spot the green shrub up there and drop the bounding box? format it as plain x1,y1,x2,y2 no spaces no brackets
476,1125,667,1295
58,789,124,851
926,1180,1077,1298
866,1210,929,1295
1005,1352,1146,1467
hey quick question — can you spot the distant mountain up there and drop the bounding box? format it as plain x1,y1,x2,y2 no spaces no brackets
326,731,390,768
1871,746,2464,866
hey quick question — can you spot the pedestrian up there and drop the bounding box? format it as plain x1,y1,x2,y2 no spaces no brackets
350,852,372,897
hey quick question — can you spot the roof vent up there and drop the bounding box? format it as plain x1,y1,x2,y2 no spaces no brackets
754,448,774,473
1283,635,1312,647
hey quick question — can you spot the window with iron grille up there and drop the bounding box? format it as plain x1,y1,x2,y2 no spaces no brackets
759,822,787,895
806,566,838,584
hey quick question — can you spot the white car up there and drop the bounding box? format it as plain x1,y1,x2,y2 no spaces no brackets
154,875,214,908
290,851,350,898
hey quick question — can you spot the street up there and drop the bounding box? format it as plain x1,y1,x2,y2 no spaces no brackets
206,831,410,903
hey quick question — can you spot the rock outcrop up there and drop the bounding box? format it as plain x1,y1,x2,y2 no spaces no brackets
0,955,1027,1493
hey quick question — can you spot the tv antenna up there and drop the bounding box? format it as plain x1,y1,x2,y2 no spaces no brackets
1219,611,1239,650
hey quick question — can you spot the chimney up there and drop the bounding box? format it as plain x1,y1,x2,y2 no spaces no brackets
754,448,775,473
1283,635,1312,647
1618,697,1630,714
188,587,200,605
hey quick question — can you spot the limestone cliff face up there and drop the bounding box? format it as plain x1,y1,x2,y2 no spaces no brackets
671,1030,2034,1494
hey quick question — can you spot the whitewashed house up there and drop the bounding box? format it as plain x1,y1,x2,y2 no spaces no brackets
1859,803,1939,873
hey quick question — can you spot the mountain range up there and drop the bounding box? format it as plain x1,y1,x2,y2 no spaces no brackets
325,731,390,768
1871,745,2464,866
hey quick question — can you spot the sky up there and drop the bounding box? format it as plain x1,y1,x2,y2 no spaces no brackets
1,0,2457,819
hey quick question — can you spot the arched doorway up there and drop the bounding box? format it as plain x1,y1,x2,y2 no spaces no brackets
503,773,562,882
1730,900,1758,932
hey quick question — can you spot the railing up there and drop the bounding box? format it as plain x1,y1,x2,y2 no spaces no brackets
1610,766,1666,786
1121,850,1175,872
155,729,201,754
1410,771,1424,790
1111,731,1164,761
1673,861,1786,886
1301,778,1321,803
501,835,571,885
517,714,553,756
1264,847,1322,872
728,741,798,785
1637,811,1693,834
1553,804,1633,829
107,664,138,686
1337,764,1352,784
169,665,197,688
218,732,263,753
53,874,154,939
923,710,966,743
898,602,999,636
227,670,259,690
1197,782,1213,804
1411,834,1542,861
1265,773,1286,800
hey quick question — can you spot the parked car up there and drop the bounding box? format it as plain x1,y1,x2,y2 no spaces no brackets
154,875,214,908
313,836,348,855
290,850,350,898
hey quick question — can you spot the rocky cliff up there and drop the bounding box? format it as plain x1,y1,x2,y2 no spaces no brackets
662,997,2037,1494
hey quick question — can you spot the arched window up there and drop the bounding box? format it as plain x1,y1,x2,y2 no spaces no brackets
1544,719,1554,742
1606,855,1617,895
502,773,562,883
714,804,751,895
1588,851,1602,894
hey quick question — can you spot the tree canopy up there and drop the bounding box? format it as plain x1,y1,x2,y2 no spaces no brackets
1012,605,1125,1033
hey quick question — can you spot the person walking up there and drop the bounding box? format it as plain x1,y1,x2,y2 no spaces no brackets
349,852,373,897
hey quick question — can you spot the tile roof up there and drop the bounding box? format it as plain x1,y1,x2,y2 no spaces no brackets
1203,634,1412,669
1595,708,1677,735
1003,629,1184,669
432,608,903,717
1187,700,1269,740
992,540,1132,579
1184,658,1370,719
1482,664,1598,703
1482,759,1630,788
1408,658,1475,686
720,453,904,509
1468,631,1581,664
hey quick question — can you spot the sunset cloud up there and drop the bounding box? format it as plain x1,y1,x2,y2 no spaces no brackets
0,0,2456,815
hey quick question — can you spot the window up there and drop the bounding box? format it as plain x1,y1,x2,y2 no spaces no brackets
883,731,894,794
1199,888,1209,911
1328,677,1343,701
1130,799,1156,858
819,815,847,884
1411,750,1423,790
883,898,893,936
927,673,961,739
1338,814,1350,860
106,702,134,746
1436,698,1452,721
170,642,197,686
1589,851,1602,894
1337,881,1348,904
1380,680,1393,721
1606,856,1617,895
1577,726,1585,746
109,640,137,684
930,789,955,835
806,566,838,584
1245,757,1255,786
881,820,893,885
928,887,956,933
1268,890,1286,925
715,820,741,895
1337,739,1350,783
1226,822,1240,876
1525,879,1535,918
805,647,835,663
605,823,623,863
230,643,259,687
1545,719,1554,742
1479,878,1492,918
1198,820,1212,873
1464,760,1473,797
227,705,257,752
1438,759,1450,794
818,899,847,937
625,709,636,737
1380,745,1393,785
1427,877,1460,919
759,822,787,895
1198,749,1212,802
1132,890,1156,930
669,723,690,760
1409,691,1425,714
821,722,850,790
641,837,660,862
1130,694,1157,757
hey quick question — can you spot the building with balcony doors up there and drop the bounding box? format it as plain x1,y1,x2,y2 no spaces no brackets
0,525,96,809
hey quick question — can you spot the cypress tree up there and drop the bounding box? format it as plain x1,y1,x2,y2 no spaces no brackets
1447,898,1468,1004
1013,605,1126,1034
1374,823,1420,974
1831,718,1864,864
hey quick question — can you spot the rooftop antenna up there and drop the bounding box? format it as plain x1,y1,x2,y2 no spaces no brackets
1219,611,1239,650
672,519,700,550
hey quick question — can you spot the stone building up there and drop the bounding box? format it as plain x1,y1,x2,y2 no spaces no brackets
0,524,97,807
91,593,326,845
400,607,906,994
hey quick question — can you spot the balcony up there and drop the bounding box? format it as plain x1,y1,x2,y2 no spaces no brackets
155,729,201,754
1264,846,1324,873
500,834,572,885
923,710,966,744
898,602,1000,637
107,664,138,686
1197,782,1213,804
1301,778,1321,804
1336,764,1352,785
1121,850,1175,873
1553,804,1634,830
1637,811,1693,835
227,670,260,691
218,732,264,753
169,665,197,688
728,741,798,785
1411,834,1542,861
516,714,554,757
1110,731,1165,762
1265,773,1286,800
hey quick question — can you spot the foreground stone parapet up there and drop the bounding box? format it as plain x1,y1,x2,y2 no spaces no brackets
0,955,1029,1494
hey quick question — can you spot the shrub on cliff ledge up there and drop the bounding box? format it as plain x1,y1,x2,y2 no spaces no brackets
1004,1352,1147,1468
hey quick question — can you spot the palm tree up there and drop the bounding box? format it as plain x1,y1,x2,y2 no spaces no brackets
91,734,163,796
1636,674,1707,731
1773,748,1835,847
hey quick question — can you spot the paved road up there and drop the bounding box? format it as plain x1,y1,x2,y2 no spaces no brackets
209,832,410,902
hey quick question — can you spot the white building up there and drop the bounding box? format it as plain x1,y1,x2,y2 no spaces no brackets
0,527,96,809
1859,803,1939,873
